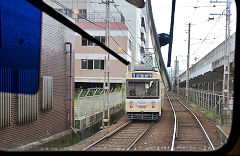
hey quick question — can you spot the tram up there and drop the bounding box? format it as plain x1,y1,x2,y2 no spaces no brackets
125,66,165,120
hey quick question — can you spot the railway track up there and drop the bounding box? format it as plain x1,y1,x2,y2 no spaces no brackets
82,120,153,151
167,92,215,151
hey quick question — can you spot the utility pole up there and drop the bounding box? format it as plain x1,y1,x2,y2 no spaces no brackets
210,0,231,125
174,56,179,95
222,0,231,126
102,0,111,128
174,56,179,92
170,65,173,91
186,23,191,102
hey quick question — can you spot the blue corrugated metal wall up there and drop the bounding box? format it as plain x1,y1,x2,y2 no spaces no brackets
0,0,42,94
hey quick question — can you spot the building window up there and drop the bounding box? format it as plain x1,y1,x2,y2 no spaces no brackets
141,17,145,29
88,39,94,46
56,8,73,18
95,36,100,42
121,13,125,23
141,32,145,43
79,9,87,19
82,36,105,46
88,60,93,69
81,59,104,70
128,39,132,51
95,36,105,45
100,60,104,69
82,37,88,46
81,59,88,69
94,60,100,69
140,47,144,53
100,36,105,45
94,60,105,70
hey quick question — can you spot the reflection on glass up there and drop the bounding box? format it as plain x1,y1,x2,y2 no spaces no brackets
127,80,158,97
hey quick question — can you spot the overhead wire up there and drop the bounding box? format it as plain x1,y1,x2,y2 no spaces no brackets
190,9,225,56
190,1,233,57
199,14,236,55
111,1,143,47
50,0,105,29
108,11,141,64
111,1,155,64
50,0,140,64
87,1,141,64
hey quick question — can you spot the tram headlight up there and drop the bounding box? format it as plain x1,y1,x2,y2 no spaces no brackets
130,101,133,108
152,100,155,108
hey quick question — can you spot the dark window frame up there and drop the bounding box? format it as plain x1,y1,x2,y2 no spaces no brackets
81,59,88,69
82,36,105,46
81,59,104,70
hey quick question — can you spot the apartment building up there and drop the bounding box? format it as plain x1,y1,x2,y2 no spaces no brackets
44,0,150,87
74,21,130,88
46,0,150,68
85,0,150,69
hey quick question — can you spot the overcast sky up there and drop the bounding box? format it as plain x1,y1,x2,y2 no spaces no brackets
150,0,236,71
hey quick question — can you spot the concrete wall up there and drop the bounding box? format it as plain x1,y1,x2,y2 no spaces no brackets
11,102,125,151
74,102,125,130
180,33,235,82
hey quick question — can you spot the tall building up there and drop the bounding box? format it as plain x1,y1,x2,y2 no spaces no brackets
45,0,150,69
45,0,150,88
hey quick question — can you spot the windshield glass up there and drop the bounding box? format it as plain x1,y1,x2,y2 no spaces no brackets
0,0,237,152
127,80,159,98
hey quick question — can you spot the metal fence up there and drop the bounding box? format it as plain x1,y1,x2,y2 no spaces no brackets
74,88,124,119
178,88,233,117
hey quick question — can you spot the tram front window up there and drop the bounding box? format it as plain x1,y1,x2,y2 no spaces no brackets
127,80,159,98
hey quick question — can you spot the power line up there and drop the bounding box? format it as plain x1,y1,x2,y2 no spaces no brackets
108,11,141,64
87,1,141,64
111,1,142,45
50,0,140,64
50,0,106,29
190,1,233,57
190,11,223,56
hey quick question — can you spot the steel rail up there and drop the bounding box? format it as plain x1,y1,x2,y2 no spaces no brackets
126,122,153,151
171,93,215,150
166,92,177,151
82,120,132,151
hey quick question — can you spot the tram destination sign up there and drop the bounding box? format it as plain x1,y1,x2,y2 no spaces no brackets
132,73,153,78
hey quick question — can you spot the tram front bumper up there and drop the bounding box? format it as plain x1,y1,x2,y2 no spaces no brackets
127,112,159,120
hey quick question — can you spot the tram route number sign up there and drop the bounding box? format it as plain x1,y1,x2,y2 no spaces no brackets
132,73,153,78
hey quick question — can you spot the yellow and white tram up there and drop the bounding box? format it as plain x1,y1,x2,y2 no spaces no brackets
125,69,165,120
